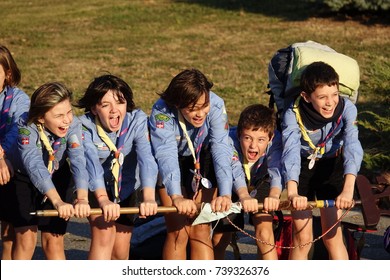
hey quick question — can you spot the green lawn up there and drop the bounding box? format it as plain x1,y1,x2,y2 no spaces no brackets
1,0,389,177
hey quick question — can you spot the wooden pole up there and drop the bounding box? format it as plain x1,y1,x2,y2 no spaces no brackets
31,199,360,217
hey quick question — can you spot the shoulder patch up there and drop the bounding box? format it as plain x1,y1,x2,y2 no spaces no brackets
21,137,30,145
155,114,171,122
222,106,227,115
68,134,80,148
18,127,31,136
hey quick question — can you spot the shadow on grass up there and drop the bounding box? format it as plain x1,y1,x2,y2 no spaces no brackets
175,0,315,21
175,0,390,25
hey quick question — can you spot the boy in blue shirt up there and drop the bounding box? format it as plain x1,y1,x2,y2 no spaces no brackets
224,104,283,260
149,68,233,259
281,61,363,259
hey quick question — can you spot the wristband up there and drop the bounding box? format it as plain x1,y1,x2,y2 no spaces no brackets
97,194,108,200
74,198,89,204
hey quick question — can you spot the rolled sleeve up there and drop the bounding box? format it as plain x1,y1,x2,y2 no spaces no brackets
134,113,158,188
281,108,302,184
66,121,89,191
149,104,182,196
208,95,233,196
341,101,363,176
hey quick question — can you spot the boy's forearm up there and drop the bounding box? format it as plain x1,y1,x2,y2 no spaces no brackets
235,186,251,199
286,180,298,198
142,187,156,201
269,186,281,199
76,189,89,201
343,173,356,195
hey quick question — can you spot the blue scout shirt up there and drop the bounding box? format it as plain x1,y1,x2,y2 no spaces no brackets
281,97,363,184
230,126,283,192
0,86,30,154
149,91,233,197
79,109,158,201
16,118,89,195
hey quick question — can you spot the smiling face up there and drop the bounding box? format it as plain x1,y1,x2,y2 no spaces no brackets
179,92,210,128
91,90,127,133
302,84,340,119
239,127,272,163
39,99,73,138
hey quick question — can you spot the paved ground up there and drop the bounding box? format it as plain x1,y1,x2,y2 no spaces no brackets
17,207,389,260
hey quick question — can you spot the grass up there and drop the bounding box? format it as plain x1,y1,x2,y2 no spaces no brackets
1,0,389,177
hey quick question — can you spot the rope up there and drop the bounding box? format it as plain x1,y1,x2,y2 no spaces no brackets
226,201,355,250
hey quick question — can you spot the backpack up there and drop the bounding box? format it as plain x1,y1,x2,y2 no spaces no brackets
267,41,360,123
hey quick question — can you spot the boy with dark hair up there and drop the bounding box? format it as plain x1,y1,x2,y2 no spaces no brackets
149,68,235,260
214,104,283,259
282,61,363,259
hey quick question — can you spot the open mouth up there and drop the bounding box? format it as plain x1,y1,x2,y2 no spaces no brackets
322,107,334,117
109,115,120,128
58,126,69,135
192,117,204,126
247,151,259,161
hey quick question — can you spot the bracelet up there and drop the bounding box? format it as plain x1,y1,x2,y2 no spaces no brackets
74,198,89,204
97,194,108,199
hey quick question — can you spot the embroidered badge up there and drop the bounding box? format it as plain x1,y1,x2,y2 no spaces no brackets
95,142,109,150
222,106,229,123
155,114,170,122
18,127,31,136
69,134,80,148
156,121,164,129
21,137,29,145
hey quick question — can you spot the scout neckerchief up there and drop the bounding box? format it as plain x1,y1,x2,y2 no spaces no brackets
178,111,208,195
243,153,265,197
293,96,342,169
95,115,128,203
37,124,63,174
0,86,13,140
